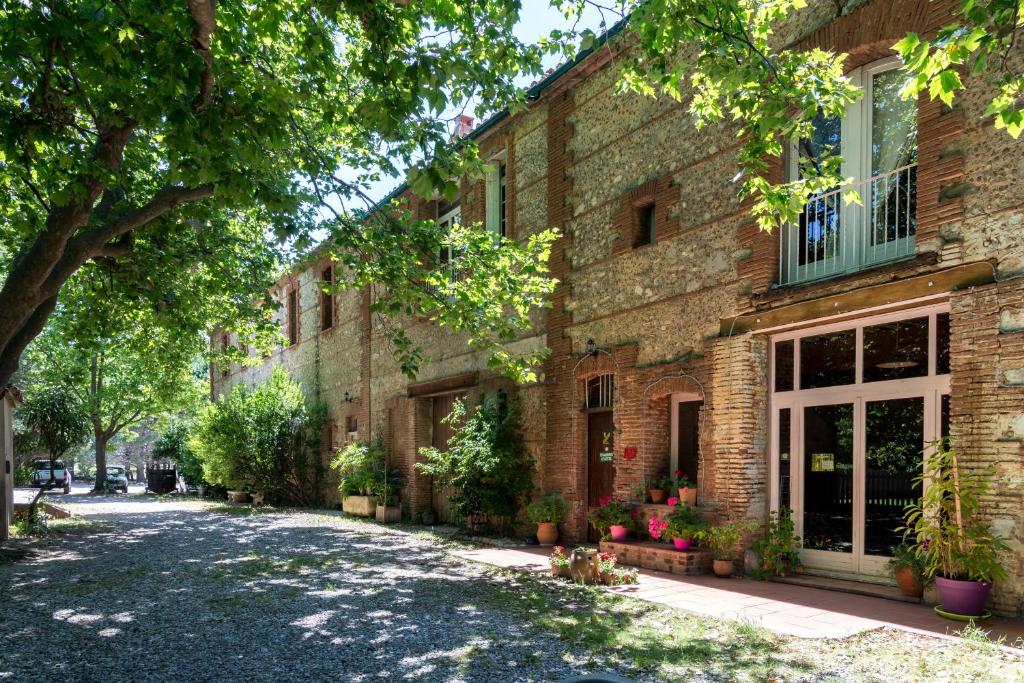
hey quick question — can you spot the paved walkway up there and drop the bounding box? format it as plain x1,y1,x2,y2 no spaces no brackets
455,546,1024,643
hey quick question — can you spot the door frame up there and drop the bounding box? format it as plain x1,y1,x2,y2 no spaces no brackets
669,392,703,475
768,303,950,578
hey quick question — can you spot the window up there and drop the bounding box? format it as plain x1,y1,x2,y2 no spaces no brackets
586,374,614,410
635,202,656,247
780,57,918,284
345,415,358,443
485,160,507,238
437,204,461,265
320,266,334,332
286,288,298,345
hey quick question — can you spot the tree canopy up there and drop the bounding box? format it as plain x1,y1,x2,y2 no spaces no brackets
1,0,1020,391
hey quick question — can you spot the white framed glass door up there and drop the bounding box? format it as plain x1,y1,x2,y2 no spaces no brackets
769,305,950,578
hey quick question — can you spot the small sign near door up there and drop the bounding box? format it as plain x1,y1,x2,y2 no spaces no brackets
811,453,835,472
599,450,614,462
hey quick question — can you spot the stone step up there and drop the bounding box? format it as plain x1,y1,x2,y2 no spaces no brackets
772,573,921,603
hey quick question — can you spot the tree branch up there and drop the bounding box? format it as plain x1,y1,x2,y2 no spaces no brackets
187,0,216,111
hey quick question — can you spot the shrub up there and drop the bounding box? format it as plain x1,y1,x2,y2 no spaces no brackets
415,394,533,528
526,493,568,524
153,423,205,487
190,368,326,506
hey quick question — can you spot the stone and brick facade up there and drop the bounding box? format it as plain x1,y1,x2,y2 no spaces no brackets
213,0,1024,615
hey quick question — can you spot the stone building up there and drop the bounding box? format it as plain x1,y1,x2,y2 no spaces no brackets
213,0,1024,614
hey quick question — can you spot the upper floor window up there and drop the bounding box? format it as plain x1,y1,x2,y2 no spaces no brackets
286,288,299,345
320,266,334,332
485,160,507,238
780,57,918,285
635,201,656,247
437,203,461,265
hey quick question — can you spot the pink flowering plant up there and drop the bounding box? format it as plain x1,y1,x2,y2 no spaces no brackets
648,514,669,540
588,496,635,539
666,496,680,507
598,552,618,574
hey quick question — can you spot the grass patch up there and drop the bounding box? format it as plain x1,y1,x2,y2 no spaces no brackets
207,504,279,516
10,515,112,538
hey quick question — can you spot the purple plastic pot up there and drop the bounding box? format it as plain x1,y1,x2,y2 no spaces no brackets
935,576,991,617
609,525,629,542
672,538,691,551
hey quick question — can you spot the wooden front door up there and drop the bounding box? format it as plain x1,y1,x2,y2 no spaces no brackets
587,411,615,507
431,392,464,524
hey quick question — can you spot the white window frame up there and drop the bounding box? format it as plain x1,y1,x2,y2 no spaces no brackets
437,204,462,263
484,155,506,238
783,56,917,284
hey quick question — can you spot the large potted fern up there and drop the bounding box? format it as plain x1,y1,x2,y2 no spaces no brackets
903,445,1008,618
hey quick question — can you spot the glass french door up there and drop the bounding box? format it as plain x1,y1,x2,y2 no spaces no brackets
770,306,951,578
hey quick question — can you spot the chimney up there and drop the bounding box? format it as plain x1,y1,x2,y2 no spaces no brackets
456,114,474,138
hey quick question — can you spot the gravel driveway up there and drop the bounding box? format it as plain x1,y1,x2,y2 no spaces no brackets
2,493,1021,683
0,494,641,683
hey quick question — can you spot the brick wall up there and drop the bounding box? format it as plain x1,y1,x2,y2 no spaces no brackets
950,279,1024,614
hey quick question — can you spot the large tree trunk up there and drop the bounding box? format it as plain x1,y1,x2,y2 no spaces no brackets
92,432,109,494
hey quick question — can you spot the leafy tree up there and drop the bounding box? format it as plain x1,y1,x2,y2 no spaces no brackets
0,0,556,390
18,384,90,482
23,275,205,492
152,422,204,488
416,394,533,529
189,367,326,505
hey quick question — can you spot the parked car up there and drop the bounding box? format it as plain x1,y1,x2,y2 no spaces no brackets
33,459,72,494
106,466,129,494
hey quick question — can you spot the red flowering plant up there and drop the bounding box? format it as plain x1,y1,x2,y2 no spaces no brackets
598,552,618,574
588,496,635,539
672,468,696,490
549,545,570,569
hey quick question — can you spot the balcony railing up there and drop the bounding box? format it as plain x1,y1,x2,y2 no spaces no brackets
425,258,466,299
779,163,917,285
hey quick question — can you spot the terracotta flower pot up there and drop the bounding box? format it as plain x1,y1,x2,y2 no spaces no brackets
673,538,691,551
649,488,667,504
601,571,616,586
894,566,924,598
678,487,697,507
537,522,559,546
569,549,600,584
549,565,563,578
936,576,991,617
712,559,734,578
558,565,572,578
609,524,629,542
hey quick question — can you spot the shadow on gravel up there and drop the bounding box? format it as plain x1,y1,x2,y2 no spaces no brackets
0,498,819,682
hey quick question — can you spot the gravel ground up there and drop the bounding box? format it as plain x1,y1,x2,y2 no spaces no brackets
1,492,1021,683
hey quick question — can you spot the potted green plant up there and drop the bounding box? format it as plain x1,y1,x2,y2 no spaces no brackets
527,493,568,546
647,476,668,504
903,445,1008,618
664,504,707,551
887,540,926,598
701,521,756,577
588,496,635,541
674,469,698,507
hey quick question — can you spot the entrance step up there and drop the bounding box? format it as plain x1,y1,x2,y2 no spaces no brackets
772,573,920,603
